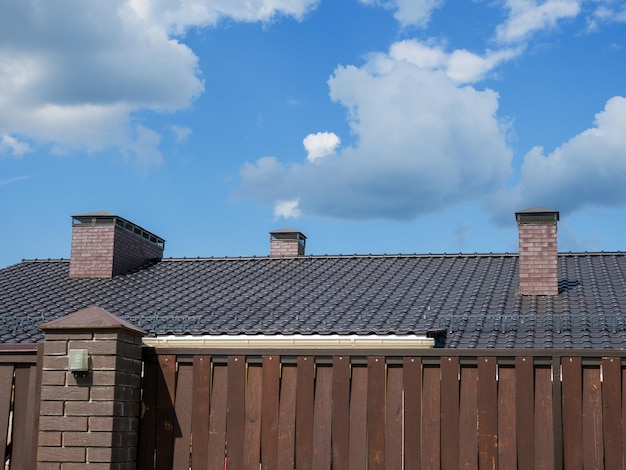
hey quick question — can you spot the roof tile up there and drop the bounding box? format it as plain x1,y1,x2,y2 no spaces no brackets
2,253,626,348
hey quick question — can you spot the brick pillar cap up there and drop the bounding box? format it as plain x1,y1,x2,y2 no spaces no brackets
39,305,145,336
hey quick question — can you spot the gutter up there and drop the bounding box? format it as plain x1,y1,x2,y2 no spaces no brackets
143,334,435,349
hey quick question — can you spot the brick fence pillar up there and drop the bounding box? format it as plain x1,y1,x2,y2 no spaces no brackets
37,306,145,469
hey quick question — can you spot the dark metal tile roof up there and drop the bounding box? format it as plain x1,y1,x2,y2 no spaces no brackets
2,252,626,348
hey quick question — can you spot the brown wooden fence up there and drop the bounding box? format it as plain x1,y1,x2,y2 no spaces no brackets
0,345,623,469
137,348,626,469
0,344,41,470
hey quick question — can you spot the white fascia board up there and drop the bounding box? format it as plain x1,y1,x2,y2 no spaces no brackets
143,334,434,349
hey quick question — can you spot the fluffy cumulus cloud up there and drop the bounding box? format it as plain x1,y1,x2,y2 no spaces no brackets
359,0,444,28
239,47,513,220
131,0,319,35
274,198,302,219
489,96,626,219
379,39,520,84
0,0,317,166
303,132,340,162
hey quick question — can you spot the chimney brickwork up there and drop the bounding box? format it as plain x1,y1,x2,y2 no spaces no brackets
269,229,306,257
69,213,164,278
516,207,560,296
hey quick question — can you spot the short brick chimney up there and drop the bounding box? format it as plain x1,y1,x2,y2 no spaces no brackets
516,207,559,296
270,228,306,257
69,212,164,278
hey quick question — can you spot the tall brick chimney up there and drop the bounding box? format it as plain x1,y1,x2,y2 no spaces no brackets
516,207,559,296
69,212,164,278
270,228,306,257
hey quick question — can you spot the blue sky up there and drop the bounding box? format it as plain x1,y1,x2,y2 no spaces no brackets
2,0,626,267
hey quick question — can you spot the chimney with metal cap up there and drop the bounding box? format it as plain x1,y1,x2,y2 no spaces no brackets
270,228,306,257
516,207,559,296
69,212,165,278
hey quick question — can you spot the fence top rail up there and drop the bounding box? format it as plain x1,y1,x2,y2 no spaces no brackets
0,343,39,364
0,343,39,352
142,346,626,360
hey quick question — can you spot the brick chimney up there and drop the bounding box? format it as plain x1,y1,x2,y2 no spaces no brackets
270,228,306,257
69,212,164,278
516,207,559,296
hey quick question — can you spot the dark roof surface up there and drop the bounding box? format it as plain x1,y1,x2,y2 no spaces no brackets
2,252,626,348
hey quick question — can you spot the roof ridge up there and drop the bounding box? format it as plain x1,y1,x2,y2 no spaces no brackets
20,258,68,263
155,251,626,262
14,251,626,266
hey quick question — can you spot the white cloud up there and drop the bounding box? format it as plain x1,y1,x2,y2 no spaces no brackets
303,132,340,162
358,0,444,28
0,135,31,157
274,198,302,219
131,0,320,35
0,0,318,167
240,50,513,220
129,125,164,169
171,125,192,143
383,40,520,84
489,96,626,219
495,0,581,45
587,2,626,31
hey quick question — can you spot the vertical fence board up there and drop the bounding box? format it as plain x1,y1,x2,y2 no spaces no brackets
312,365,333,470
208,364,228,470
535,365,554,470
192,355,211,470
404,357,422,470
12,353,41,469
296,356,315,470
277,364,297,470
244,363,263,470
497,366,516,469
478,357,498,470
226,356,246,470
332,356,351,470
367,357,386,470
552,357,564,469
261,356,280,470
459,365,478,470
422,364,441,470
349,365,368,470
138,359,158,469
0,365,14,459
516,356,534,469
562,356,583,470
173,362,193,469
623,363,626,470
156,355,177,470
385,365,403,470
441,357,459,470
602,357,622,469
11,365,35,469
583,365,603,469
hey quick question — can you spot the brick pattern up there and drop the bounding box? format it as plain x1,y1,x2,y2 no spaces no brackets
270,239,305,257
69,225,116,278
518,223,558,296
37,330,143,469
69,224,163,278
111,225,163,276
